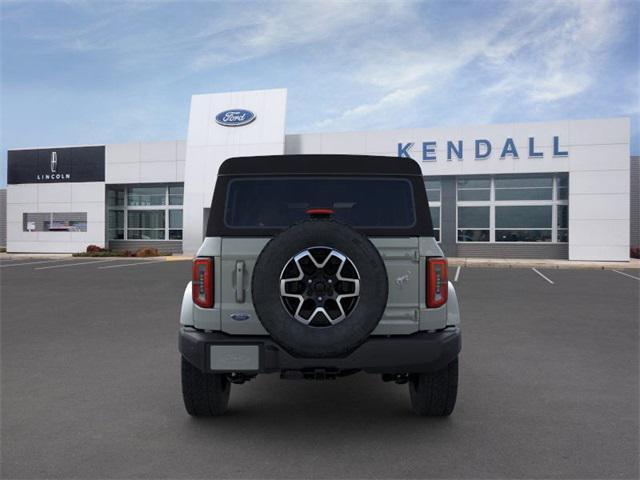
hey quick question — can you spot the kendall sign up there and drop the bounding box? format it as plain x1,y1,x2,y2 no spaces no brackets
398,136,568,161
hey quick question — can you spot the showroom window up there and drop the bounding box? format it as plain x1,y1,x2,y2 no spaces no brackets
425,179,441,241
495,205,552,242
457,177,491,201
457,206,490,242
557,204,569,242
107,184,183,240
23,212,87,232
457,174,568,243
494,176,553,201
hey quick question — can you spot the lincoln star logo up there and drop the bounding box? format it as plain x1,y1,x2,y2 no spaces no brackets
36,151,70,181
215,109,256,127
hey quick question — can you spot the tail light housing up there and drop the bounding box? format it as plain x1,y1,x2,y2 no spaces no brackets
192,257,214,308
427,258,448,308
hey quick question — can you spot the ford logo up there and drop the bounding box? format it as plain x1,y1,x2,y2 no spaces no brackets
215,109,256,127
230,312,251,321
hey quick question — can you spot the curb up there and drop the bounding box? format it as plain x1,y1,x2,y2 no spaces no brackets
447,258,640,270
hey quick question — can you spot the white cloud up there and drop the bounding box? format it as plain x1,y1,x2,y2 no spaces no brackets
309,0,628,131
188,0,412,71
313,85,430,129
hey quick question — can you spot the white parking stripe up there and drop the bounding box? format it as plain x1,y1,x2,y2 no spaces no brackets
98,260,166,269
612,269,640,281
454,266,461,282
0,259,70,268
34,259,117,270
532,268,554,284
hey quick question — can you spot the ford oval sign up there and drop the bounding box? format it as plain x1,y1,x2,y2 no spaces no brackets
215,109,256,127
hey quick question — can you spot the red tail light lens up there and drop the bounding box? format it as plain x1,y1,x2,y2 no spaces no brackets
192,257,214,308
427,258,448,308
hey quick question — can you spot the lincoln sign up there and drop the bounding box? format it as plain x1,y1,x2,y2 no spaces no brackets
7,146,105,184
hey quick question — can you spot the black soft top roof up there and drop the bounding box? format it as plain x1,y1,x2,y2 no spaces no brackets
218,154,422,176
207,154,433,238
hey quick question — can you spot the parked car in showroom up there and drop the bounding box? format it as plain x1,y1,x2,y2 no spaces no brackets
179,155,461,416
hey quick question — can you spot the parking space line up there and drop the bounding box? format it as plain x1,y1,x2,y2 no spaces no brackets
34,259,118,270
454,266,461,282
98,260,167,269
0,259,70,268
612,269,640,281
532,268,554,284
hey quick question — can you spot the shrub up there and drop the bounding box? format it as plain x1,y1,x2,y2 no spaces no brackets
631,246,640,259
73,246,165,257
73,251,121,257
134,247,161,257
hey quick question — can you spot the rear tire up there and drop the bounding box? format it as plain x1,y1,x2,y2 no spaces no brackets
181,357,231,416
409,357,458,416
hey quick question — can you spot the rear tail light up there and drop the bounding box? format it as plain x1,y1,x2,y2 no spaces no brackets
192,257,214,308
427,258,448,308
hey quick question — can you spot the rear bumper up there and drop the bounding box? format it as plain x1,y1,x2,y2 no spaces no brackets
179,327,461,375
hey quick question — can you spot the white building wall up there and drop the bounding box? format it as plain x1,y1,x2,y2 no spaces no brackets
105,140,185,184
182,89,287,253
6,182,105,253
286,117,630,261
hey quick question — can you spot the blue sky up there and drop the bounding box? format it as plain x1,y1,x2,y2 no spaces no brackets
1,0,638,186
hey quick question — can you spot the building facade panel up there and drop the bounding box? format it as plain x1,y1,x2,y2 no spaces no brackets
182,88,287,253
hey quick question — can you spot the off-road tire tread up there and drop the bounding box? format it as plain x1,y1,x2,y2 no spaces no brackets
181,357,230,416
409,357,458,416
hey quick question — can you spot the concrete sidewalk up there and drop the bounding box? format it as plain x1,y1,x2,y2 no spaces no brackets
0,253,74,260
448,257,640,270
0,253,178,261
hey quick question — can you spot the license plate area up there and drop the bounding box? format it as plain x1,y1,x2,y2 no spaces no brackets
209,345,260,372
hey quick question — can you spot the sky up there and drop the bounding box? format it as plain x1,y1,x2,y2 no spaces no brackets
1,0,638,186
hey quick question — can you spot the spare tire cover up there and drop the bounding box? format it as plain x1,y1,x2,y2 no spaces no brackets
252,219,388,358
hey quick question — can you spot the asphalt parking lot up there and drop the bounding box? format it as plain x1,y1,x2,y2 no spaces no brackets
1,257,638,479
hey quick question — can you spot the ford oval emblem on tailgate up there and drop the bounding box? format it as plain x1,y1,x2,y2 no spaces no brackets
215,109,256,127
230,312,251,321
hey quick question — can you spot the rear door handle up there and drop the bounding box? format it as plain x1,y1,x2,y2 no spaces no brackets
235,261,245,303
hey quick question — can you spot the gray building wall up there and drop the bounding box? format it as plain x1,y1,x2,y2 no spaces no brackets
456,243,569,259
631,156,639,247
0,189,6,248
107,240,182,255
439,177,457,258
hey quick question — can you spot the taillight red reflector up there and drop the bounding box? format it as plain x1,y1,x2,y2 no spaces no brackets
192,257,214,308
427,258,448,308
306,208,335,216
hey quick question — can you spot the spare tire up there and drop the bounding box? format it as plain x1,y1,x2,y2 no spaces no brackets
252,219,388,358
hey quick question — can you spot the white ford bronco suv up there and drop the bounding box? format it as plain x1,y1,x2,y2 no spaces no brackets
179,155,461,416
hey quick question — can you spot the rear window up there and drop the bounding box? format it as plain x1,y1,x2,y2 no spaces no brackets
224,177,416,229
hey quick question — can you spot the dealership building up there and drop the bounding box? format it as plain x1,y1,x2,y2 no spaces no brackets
3,88,638,261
